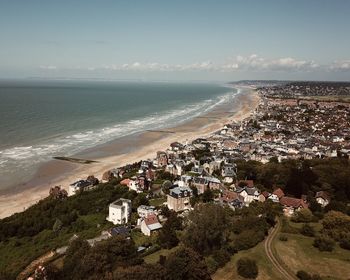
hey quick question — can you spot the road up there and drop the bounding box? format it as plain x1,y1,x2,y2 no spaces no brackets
264,220,297,280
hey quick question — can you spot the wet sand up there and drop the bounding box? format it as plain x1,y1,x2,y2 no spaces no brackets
0,86,259,219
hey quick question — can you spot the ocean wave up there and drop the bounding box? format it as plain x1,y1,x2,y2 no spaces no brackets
0,89,238,176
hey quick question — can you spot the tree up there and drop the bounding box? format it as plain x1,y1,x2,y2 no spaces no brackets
52,218,63,232
157,212,182,249
182,204,229,254
322,211,350,241
292,208,313,223
339,236,350,250
236,258,258,279
202,188,214,202
114,264,166,280
300,223,315,237
313,236,335,252
132,193,149,210
164,248,212,280
296,270,322,280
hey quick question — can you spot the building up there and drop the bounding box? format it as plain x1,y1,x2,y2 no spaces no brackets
167,185,193,212
157,151,168,167
68,180,94,196
279,196,308,216
140,214,163,236
107,198,132,225
137,205,156,218
315,191,330,207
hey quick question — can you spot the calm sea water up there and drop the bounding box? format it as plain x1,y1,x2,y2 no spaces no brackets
0,80,237,189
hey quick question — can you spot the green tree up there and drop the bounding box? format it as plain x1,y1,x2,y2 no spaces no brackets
157,212,182,249
292,208,313,223
182,204,229,254
202,188,214,202
313,236,335,252
300,223,315,237
164,248,212,280
52,218,63,232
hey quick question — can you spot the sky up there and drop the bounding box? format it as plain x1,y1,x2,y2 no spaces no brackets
0,0,349,81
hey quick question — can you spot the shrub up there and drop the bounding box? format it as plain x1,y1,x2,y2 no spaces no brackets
300,223,315,237
313,236,335,252
292,209,313,223
279,235,288,241
296,270,322,280
339,236,350,250
211,249,231,268
234,230,265,251
236,258,258,279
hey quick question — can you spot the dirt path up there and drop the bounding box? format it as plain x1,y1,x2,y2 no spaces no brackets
264,220,297,280
16,251,55,280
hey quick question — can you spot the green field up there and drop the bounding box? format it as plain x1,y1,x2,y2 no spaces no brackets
275,233,350,280
213,241,283,280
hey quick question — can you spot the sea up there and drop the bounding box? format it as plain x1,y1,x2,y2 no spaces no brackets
0,79,238,190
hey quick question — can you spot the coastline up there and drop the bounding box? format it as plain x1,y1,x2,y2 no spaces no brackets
0,86,260,219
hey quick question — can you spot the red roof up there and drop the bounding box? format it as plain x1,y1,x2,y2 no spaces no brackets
144,214,159,226
273,188,285,199
222,190,244,203
120,179,130,185
238,180,254,188
279,196,308,209
262,191,270,198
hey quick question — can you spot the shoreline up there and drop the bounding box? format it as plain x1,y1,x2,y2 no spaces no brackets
0,86,260,219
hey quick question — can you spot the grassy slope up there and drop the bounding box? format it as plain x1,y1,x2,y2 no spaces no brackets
213,241,283,280
143,246,179,264
0,212,109,277
275,233,350,280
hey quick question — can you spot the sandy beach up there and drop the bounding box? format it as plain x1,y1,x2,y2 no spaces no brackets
0,86,259,219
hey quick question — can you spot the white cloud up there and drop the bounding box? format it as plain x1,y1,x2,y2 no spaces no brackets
39,65,57,70
222,54,319,72
329,60,350,71
38,55,350,74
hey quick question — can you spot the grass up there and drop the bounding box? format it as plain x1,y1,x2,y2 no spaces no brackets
143,246,179,264
274,233,350,280
149,197,167,207
212,241,283,280
131,230,156,247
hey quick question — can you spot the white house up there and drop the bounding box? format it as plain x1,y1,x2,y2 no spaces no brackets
315,191,330,207
140,214,162,236
107,198,131,225
137,205,156,219
68,180,94,196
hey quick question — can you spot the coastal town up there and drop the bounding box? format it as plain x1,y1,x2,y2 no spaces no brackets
68,81,350,222
2,81,350,280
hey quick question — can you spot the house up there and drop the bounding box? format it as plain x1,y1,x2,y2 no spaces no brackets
140,214,163,236
120,178,143,193
221,163,237,178
235,185,264,205
108,226,130,237
157,151,168,167
68,179,94,196
268,188,285,202
279,196,308,216
107,198,131,225
192,177,208,194
167,185,193,212
220,190,244,210
137,205,156,218
315,191,330,207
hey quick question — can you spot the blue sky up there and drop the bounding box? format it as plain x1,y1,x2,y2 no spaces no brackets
0,0,349,81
